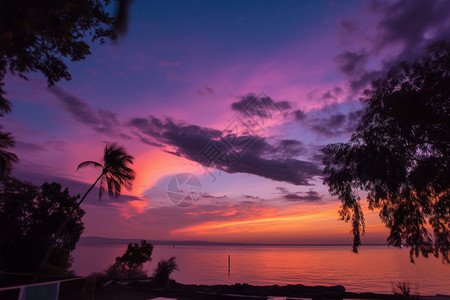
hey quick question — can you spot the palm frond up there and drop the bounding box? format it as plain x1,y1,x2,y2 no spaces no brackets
77,160,102,170
107,175,115,197
0,150,19,177
78,143,135,201
0,130,15,148
0,129,18,177
0,97,12,116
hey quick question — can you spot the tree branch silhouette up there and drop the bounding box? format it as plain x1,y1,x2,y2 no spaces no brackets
322,41,450,263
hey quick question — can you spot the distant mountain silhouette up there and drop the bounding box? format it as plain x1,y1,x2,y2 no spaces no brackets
79,236,385,246
79,236,260,246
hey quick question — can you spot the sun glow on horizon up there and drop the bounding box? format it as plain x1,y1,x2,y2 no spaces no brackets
169,202,387,243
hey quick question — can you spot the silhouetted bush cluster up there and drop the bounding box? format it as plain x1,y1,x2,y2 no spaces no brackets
105,240,153,280
0,177,84,281
392,281,419,300
151,256,178,287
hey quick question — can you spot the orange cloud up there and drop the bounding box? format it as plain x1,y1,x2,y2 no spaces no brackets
170,201,388,244
128,200,148,213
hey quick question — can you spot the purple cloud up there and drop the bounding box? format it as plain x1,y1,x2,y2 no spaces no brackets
231,93,292,119
196,86,214,96
276,187,322,202
48,85,122,136
128,116,321,185
336,0,450,94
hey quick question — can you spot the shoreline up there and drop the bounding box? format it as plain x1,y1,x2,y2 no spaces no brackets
94,280,450,300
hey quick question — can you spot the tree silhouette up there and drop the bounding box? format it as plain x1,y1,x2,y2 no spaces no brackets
152,256,178,287
322,41,450,263
77,143,135,204
106,240,153,280
0,0,118,105
0,178,84,282
33,143,135,282
0,0,125,178
0,129,18,178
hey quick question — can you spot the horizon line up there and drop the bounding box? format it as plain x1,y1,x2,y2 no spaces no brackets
79,236,390,247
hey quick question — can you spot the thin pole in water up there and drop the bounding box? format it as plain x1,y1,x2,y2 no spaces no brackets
228,254,230,277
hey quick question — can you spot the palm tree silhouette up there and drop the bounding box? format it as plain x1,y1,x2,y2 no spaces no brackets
33,143,135,282
0,129,18,178
77,143,135,205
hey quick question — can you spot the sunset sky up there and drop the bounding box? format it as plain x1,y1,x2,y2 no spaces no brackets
4,0,450,244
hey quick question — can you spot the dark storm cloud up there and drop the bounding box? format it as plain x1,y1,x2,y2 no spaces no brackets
334,51,369,77
276,187,289,194
333,49,373,94
118,133,133,140
294,109,306,121
321,91,334,101
348,70,383,94
338,20,359,37
370,0,450,56
310,113,347,136
319,86,344,103
48,85,121,135
309,111,363,137
295,101,364,137
225,146,320,185
202,193,228,200
336,0,450,94
274,139,306,158
276,187,322,202
346,110,364,132
306,86,344,105
244,195,260,200
128,116,321,185
129,116,222,159
310,152,325,163
231,93,292,119
196,86,214,96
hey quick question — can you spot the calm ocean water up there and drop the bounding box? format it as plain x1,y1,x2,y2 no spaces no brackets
72,244,450,295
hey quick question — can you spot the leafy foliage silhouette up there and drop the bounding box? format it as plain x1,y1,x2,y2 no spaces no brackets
77,143,136,203
152,256,178,287
0,0,124,177
0,178,84,281
0,129,18,178
392,281,419,300
322,41,450,263
0,0,117,106
106,240,153,280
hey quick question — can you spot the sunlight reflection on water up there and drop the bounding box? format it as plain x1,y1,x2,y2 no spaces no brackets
72,244,450,295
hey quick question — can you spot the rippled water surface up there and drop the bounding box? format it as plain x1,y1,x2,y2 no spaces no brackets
72,244,450,295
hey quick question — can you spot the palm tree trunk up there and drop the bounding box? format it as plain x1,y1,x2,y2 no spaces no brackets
79,172,104,205
31,172,104,283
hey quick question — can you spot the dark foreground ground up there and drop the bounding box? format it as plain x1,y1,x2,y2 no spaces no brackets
94,281,450,300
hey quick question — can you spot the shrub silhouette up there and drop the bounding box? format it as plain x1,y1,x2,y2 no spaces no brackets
392,281,419,300
106,240,153,280
152,256,178,287
0,178,84,282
